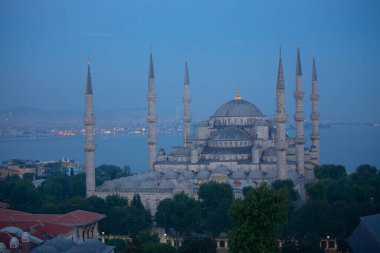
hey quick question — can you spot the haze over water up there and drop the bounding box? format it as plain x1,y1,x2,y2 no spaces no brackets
0,125,379,173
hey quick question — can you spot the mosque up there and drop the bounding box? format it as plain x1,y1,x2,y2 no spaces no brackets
85,47,320,213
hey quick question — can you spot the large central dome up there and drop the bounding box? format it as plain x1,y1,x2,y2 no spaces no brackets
213,99,263,117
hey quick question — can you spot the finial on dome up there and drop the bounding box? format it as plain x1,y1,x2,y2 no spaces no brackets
234,82,242,100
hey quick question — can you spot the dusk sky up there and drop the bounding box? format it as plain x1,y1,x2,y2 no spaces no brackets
1,0,379,123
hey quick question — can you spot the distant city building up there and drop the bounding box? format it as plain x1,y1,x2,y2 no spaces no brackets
0,159,38,180
0,158,83,180
91,47,320,213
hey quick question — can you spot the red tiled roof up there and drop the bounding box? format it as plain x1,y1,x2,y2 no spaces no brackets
0,209,105,227
0,208,30,220
0,220,75,241
49,210,106,226
11,214,61,222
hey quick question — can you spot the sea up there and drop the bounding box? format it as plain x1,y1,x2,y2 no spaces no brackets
0,125,379,173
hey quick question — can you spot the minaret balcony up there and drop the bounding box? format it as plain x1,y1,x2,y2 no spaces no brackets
310,133,320,140
275,114,287,123
84,143,96,152
293,91,304,100
183,116,192,122
147,139,157,145
147,116,157,123
84,117,95,125
294,113,305,121
146,95,157,101
295,137,305,145
310,94,319,101
183,97,192,103
310,112,320,121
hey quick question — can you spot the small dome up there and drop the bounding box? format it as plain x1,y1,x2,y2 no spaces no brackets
232,171,246,179
211,127,251,141
196,170,210,179
81,239,106,253
157,180,175,188
140,180,156,188
30,245,60,253
163,171,178,179
147,171,162,180
159,148,166,155
248,170,262,179
213,99,263,117
42,237,77,251
213,165,231,174
181,170,195,179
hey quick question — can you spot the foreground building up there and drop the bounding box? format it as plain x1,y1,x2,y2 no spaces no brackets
92,47,320,213
0,208,105,244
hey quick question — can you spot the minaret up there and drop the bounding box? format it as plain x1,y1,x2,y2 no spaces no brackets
147,50,157,171
293,46,305,176
84,59,96,197
275,48,287,179
310,54,320,165
182,60,191,146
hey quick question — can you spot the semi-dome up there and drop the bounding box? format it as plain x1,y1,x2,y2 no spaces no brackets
211,127,251,141
213,99,263,117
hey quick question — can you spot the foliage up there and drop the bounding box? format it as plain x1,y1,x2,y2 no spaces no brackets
100,195,152,236
140,242,176,253
198,182,234,236
107,239,127,253
155,192,202,235
229,183,289,253
272,179,299,202
282,164,380,252
179,236,216,253
135,230,160,244
95,164,131,186
0,170,152,238
314,164,347,180
131,194,144,210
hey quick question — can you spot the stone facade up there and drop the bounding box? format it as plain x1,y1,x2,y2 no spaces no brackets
93,48,320,213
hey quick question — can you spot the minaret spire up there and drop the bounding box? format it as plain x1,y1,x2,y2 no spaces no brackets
84,60,96,197
294,45,305,176
147,49,157,171
182,59,191,146
234,82,242,100
310,53,320,166
275,48,287,179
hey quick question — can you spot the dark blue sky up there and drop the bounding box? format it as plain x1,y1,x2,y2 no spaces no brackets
1,0,379,123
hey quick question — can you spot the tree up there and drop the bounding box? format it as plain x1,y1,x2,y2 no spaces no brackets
179,236,216,253
135,230,160,244
140,242,176,253
155,192,202,235
229,183,289,253
198,182,234,236
107,239,127,253
272,179,299,202
131,194,144,209
9,180,41,212
100,195,151,236
314,164,347,180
